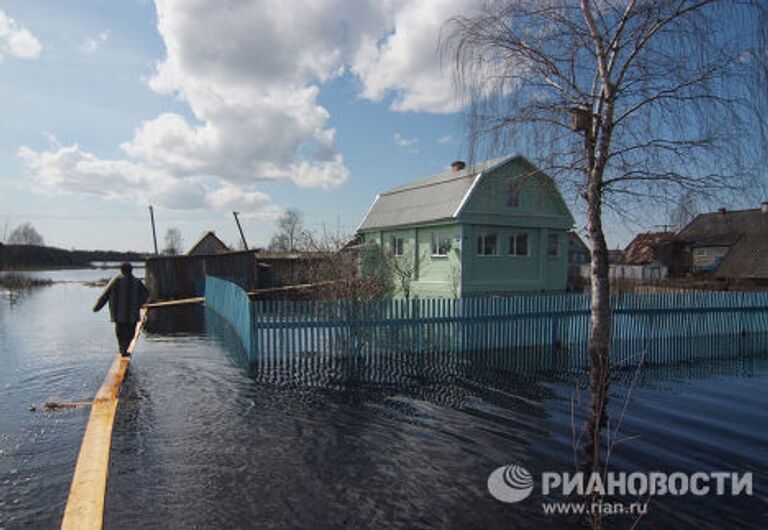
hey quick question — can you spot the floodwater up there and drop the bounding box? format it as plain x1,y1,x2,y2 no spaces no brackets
1,270,767,529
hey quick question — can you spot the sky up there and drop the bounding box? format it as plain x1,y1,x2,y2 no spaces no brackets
0,0,755,253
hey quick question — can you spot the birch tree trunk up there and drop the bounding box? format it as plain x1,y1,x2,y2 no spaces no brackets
445,2,767,525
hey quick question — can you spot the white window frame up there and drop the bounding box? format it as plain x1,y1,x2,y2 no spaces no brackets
477,231,499,256
509,232,529,257
390,236,404,256
430,231,451,256
547,233,561,258
506,182,521,208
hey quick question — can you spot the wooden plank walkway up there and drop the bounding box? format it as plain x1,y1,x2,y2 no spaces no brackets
61,309,147,530
145,297,204,308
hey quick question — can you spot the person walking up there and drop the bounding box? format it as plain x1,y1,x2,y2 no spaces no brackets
93,262,149,357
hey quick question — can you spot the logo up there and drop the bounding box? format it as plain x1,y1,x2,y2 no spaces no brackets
487,464,534,503
486,464,753,514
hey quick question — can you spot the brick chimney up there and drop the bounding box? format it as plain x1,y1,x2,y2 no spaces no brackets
718,207,727,216
451,161,466,172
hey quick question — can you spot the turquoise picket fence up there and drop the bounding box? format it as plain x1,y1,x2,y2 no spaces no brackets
204,276,768,370
204,275,254,354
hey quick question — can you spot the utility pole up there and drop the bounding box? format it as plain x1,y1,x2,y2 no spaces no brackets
232,211,248,250
148,205,158,255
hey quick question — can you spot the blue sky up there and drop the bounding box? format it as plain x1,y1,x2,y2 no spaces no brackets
0,0,737,253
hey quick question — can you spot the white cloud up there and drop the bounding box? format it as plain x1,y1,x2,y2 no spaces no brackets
393,132,420,154
20,0,364,211
393,133,418,148
80,29,110,54
437,134,456,144
205,185,269,209
17,140,280,217
19,0,481,212
0,10,42,61
239,204,284,221
351,0,474,113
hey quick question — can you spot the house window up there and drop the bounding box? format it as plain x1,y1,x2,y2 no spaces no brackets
477,232,498,256
390,236,404,256
430,231,451,256
509,233,529,256
547,233,560,257
506,182,521,207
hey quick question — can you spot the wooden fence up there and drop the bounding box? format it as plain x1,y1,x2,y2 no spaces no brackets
203,276,768,370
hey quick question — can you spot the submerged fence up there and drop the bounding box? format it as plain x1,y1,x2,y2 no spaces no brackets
203,276,768,370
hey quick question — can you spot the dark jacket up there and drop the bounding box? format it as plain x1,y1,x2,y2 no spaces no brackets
94,273,149,323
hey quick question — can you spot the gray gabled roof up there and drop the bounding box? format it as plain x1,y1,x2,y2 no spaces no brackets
715,234,768,279
358,156,513,231
674,208,768,246
674,207,768,278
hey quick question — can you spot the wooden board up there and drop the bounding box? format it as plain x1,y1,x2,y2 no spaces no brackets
61,311,145,530
144,297,204,308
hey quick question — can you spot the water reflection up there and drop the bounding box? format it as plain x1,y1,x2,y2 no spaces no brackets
5,282,766,529
105,307,768,529
144,304,205,335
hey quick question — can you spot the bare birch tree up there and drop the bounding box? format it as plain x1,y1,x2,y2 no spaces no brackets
385,246,417,300
8,223,44,246
446,1,766,524
269,208,312,252
163,228,183,256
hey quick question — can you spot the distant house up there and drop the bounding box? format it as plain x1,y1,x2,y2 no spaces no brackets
568,232,590,268
187,231,230,256
567,232,590,291
357,156,575,298
663,204,768,282
607,248,624,264
612,231,673,282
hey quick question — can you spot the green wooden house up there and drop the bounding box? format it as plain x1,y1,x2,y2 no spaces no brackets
357,155,575,298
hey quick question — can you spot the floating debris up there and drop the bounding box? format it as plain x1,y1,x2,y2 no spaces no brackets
81,278,110,288
43,400,92,410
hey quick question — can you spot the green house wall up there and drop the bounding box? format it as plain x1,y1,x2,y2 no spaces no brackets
361,157,573,298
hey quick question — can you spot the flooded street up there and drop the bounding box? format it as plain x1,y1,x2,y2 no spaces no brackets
1,270,119,527
2,271,767,529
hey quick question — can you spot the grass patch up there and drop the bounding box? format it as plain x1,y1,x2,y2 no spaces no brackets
0,273,54,289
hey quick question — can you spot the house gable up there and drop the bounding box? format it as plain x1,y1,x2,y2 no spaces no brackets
357,156,576,297
456,157,574,230
187,231,230,256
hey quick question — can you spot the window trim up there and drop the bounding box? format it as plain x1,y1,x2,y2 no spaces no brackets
390,235,404,256
509,232,530,257
506,182,521,208
547,233,561,258
477,231,499,257
430,231,451,257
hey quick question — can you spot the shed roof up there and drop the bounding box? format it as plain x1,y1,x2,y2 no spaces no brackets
357,156,512,231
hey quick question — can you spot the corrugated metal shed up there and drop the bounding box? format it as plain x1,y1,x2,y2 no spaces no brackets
358,156,512,231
